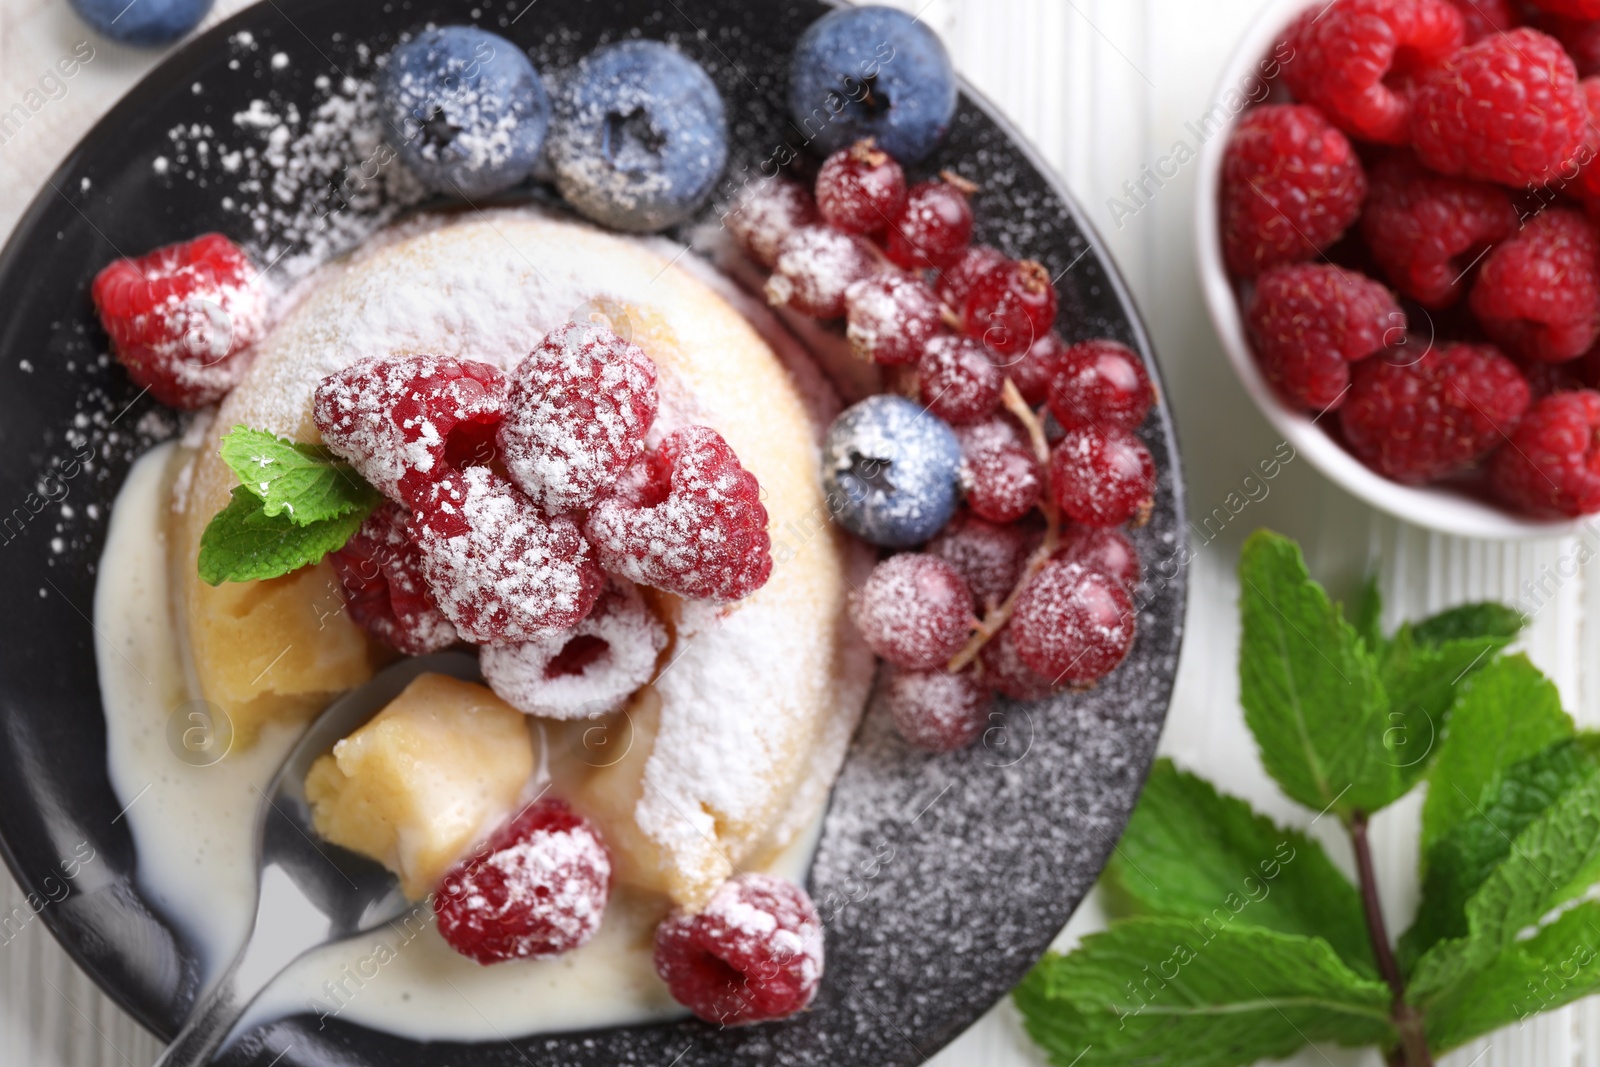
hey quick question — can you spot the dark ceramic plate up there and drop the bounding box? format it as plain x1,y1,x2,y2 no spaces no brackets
0,1,1186,1064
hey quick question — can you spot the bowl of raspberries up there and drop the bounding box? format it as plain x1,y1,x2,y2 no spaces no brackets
1198,0,1600,537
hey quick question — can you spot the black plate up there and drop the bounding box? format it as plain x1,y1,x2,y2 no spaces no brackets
0,1,1187,1064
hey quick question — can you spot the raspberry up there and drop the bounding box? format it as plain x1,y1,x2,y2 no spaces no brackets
979,622,1058,701
585,426,772,602
1055,524,1141,592
1470,209,1600,363
1006,330,1068,407
1046,339,1154,433
884,668,993,751
435,800,612,964
498,322,659,512
1340,342,1531,483
918,334,1003,424
851,553,973,670
479,578,667,718
927,510,1039,612
1545,15,1600,76
936,244,1008,310
1246,264,1403,411
765,225,880,318
1049,427,1156,528
1221,105,1367,278
90,233,267,409
1533,0,1600,18
1410,28,1590,187
814,139,908,235
654,873,822,1025
1452,0,1521,41
1358,154,1520,309
844,273,945,365
1010,560,1136,687
1280,0,1464,143
956,415,1042,523
313,355,507,506
409,466,603,643
726,178,817,268
962,258,1059,359
328,502,458,656
1489,389,1600,515
884,176,975,270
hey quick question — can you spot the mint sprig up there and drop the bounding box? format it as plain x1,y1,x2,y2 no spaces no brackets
1016,529,1600,1067
197,426,381,585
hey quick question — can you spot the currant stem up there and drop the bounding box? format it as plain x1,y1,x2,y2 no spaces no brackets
1349,810,1433,1067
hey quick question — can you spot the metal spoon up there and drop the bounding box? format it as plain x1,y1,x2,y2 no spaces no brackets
153,651,482,1067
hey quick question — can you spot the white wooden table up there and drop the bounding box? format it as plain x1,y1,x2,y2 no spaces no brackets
1,1,1595,1064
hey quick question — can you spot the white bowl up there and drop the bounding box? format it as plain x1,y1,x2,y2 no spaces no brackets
1194,0,1592,541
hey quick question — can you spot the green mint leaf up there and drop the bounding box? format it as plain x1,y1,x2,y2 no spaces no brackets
1107,759,1375,977
1013,919,1393,1067
1376,625,1513,789
1420,654,1572,858
1411,602,1526,647
1409,761,1600,999
1402,737,1599,968
1423,900,1600,1053
1351,574,1385,654
198,486,369,585
1238,530,1392,816
218,425,380,526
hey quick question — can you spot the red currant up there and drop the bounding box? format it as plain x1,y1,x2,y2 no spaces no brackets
815,139,908,236
957,415,1041,523
844,273,945,365
885,668,993,751
1049,427,1155,528
850,553,973,670
936,244,1008,310
726,178,817,268
928,510,1040,613
1055,524,1140,591
884,176,976,271
765,225,880,318
1007,330,1067,407
979,623,1059,701
919,335,1003,424
1047,339,1154,433
1010,560,1135,686
963,259,1059,357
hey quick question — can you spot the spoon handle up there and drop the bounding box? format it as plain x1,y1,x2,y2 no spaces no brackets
151,957,245,1067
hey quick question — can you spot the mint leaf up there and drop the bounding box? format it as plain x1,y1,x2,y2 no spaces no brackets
218,426,379,526
1409,762,1600,999
198,486,368,586
1107,760,1375,977
1351,574,1385,654
1420,654,1572,858
1238,530,1392,816
1411,602,1525,647
1403,737,1599,968
1014,919,1394,1067
1377,624,1513,789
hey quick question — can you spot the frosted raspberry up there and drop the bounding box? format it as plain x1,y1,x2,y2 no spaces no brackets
498,322,659,512
1359,154,1520,309
1452,0,1521,41
435,800,612,965
90,233,266,409
928,510,1040,612
654,873,822,1026
936,244,1008,310
1055,524,1141,592
884,176,975,270
480,579,667,719
979,623,1058,701
956,415,1041,523
844,273,945,366
885,668,993,751
1047,339,1154,433
726,178,817,268
1007,330,1068,407
1410,28,1590,187
1049,427,1156,528
919,334,1003,424
1280,0,1464,143
585,426,772,602
328,502,458,656
1471,209,1600,364
1489,389,1600,515
765,225,880,318
815,139,908,235
409,466,603,643
1221,105,1367,278
963,259,1059,357
1010,560,1136,687
851,553,973,670
1246,264,1403,411
313,355,507,506
1340,343,1531,483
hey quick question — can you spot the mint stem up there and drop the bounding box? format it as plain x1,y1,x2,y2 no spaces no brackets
1349,810,1433,1067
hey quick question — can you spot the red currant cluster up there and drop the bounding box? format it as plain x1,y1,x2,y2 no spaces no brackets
729,139,1160,752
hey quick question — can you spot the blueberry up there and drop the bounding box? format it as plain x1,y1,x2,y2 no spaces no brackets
822,395,961,548
788,6,957,165
70,0,212,46
380,27,550,199
548,41,728,233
